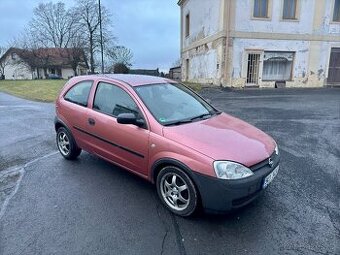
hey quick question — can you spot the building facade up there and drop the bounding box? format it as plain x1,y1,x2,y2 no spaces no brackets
0,48,88,80
178,0,340,87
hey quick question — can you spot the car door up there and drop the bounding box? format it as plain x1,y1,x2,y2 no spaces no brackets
60,80,96,153
86,81,150,176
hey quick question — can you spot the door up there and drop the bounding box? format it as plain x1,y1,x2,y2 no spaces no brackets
61,80,94,152
328,48,340,84
87,81,150,176
246,53,261,85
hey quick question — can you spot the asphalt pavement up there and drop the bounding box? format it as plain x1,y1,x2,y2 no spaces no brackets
0,88,339,255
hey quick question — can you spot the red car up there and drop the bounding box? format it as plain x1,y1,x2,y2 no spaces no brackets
55,74,280,216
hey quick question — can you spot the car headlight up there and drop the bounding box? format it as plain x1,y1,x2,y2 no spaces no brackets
274,143,279,155
213,161,254,180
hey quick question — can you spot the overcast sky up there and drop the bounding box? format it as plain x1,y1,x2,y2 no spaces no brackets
0,0,180,71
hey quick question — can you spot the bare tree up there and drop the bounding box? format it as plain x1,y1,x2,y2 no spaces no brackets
107,46,133,67
11,33,55,78
67,34,89,76
29,2,79,48
0,46,11,79
76,0,112,73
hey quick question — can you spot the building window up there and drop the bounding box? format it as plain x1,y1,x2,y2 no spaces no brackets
262,52,294,81
253,0,268,18
185,13,190,37
185,59,190,80
11,52,17,60
283,0,297,19
333,0,340,22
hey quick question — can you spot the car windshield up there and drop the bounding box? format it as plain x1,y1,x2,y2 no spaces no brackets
135,83,219,126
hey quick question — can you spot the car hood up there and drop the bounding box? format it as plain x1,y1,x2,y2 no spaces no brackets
162,113,275,167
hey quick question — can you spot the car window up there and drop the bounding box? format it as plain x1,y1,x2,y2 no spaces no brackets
93,82,141,118
64,81,93,107
135,83,216,125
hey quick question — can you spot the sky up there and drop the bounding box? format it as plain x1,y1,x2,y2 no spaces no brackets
0,0,181,71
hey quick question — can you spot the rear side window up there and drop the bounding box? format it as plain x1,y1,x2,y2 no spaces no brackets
64,81,93,107
93,82,140,117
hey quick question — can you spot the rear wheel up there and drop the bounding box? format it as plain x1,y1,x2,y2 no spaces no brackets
56,127,81,160
156,166,198,217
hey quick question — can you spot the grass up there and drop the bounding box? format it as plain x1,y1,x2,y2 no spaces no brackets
183,82,203,92
0,79,203,103
0,79,66,102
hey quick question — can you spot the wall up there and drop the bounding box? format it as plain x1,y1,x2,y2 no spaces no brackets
3,55,33,80
61,68,74,79
230,0,340,87
180,0,340,87
235,0,315,34
181,0,225,84
182,0,222,49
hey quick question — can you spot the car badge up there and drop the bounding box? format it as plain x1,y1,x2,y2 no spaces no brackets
268,158,274,167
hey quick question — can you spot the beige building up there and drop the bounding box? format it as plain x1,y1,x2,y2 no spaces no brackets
178,0,340,87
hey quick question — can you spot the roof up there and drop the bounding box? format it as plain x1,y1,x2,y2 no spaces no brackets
1,47,88,68
129,68,160,76
169,66,181,71
87,74,174,87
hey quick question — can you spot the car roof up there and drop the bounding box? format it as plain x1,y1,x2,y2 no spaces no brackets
82,74,174,87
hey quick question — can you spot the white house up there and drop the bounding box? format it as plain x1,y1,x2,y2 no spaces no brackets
178,0,340,87
0,47,88,80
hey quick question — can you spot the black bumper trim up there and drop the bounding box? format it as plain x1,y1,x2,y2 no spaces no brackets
192,156,280,213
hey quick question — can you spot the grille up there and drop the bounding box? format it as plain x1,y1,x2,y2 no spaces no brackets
250,151,279,172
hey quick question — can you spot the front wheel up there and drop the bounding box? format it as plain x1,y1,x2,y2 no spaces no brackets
56,127,81,160
156,166,198,217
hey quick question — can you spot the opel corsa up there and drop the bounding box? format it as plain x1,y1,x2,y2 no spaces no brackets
55,74,280,216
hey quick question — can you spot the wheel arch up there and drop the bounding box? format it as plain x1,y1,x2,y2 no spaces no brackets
151,158,198,185
54,116,70,132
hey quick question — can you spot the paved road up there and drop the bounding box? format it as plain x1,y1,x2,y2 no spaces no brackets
0,89,339,255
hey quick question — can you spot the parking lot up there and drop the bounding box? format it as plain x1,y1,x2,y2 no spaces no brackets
0,88,339,255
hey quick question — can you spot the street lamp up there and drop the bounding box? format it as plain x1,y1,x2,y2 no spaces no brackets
99,0,104,74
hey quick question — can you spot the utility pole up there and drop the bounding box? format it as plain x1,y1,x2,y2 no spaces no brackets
99,0,104,74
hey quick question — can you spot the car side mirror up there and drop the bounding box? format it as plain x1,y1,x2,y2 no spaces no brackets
117,113,145,127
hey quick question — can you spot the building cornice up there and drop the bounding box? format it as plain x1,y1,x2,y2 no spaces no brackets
182,31,227,52
229,31,340,42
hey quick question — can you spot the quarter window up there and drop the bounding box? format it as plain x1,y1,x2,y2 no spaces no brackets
334,0,340,22
64,81,92,107
253,0,268,18
283,0,297,19
93,82,141,118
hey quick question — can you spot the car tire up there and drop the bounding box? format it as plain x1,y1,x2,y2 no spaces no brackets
56,127,81,160
156,166,198,217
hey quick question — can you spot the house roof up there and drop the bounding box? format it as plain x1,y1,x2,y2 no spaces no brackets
129,68,160,76
1,47,88,69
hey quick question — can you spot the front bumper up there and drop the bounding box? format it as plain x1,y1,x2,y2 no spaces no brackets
192,152,280,214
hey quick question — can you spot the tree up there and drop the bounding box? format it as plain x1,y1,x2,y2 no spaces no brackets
76,0,112,73
29,2,79,48
107,46,133,67
67,34,89,76
0,46,10,79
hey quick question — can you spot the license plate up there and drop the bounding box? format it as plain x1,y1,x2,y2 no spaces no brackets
263,165,279,189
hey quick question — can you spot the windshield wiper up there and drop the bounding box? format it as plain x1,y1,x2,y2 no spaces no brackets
190,113,212,121
163,119,193,126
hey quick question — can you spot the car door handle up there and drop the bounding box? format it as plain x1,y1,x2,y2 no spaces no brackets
88,118,96,126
